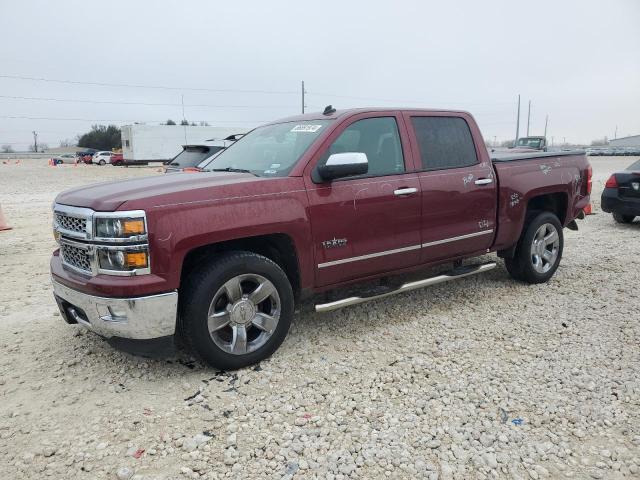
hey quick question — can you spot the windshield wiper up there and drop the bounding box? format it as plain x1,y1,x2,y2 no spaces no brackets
210,167,257,176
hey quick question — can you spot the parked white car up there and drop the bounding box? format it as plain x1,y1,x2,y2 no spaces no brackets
92,151,114,165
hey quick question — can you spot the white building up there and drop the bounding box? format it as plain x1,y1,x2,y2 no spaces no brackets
609,135,640,148
121,124,246,164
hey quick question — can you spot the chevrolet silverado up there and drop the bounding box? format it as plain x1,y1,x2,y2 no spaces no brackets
51,107,591,369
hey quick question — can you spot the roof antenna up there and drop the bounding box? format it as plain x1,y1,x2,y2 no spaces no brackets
323,105,336,115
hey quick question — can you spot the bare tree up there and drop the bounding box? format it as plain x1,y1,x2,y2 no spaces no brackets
1,144,14,153
28,143,49,152
59,138,76,148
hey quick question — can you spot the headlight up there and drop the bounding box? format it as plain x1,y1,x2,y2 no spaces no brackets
94,213,146,240
97,246,149,273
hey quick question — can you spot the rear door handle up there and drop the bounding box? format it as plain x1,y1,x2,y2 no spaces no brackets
474,178,493,185
394,187,418,196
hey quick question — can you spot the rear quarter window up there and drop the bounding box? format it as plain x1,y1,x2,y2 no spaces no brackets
170,147,212,167
627,159,640,171
411,116,478,170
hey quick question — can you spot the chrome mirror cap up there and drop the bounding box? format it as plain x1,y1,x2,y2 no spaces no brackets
317,152,368,181
326,152,368,166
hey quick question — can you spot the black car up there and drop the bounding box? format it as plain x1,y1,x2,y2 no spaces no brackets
601,159,640,223
164,135,242,173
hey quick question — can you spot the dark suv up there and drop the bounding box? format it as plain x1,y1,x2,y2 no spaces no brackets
164,135,243,173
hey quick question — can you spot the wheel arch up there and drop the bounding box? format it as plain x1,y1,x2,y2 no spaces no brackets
525,191,569,225
180,233,302,301
498,191,568,259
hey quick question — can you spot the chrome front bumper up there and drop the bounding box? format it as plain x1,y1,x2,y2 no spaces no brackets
52,279,178,340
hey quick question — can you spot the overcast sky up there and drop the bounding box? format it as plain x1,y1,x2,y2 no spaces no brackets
1,0,639,149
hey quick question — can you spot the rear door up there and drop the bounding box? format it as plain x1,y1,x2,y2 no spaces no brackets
403,113,497,264
304,113,422,287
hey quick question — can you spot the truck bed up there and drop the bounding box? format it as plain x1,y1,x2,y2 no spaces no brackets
490,149,586,163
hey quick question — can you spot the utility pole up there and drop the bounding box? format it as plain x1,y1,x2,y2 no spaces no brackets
526,100,531,136
614,125,617,139
493,135,497,147
544,115,548,138
181,94,187,144
514,94,520,147
301,81,306,114
32,131,38,152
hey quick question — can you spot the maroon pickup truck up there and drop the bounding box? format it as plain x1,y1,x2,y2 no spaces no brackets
51,108,592,369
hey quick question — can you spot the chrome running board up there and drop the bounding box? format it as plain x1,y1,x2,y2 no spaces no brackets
315,261,496,313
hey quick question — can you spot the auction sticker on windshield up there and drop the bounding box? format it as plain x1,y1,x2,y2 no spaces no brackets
291,124,323,133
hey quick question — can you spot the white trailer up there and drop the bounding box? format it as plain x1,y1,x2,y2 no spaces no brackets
121,125,245,164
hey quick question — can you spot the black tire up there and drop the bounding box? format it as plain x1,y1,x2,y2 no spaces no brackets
504,211,564,284
98,159,106,166
613,212,635,224
178,251,294,370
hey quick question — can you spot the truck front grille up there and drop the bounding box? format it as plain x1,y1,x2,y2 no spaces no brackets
60,243,92,274
55,213,88,236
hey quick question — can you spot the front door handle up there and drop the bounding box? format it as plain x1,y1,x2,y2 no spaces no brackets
394,187,418,196
474,178,493,185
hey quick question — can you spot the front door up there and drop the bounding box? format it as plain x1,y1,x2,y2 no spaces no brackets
403,113,497,264
304,114,422,287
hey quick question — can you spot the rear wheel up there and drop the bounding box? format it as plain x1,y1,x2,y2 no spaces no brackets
98,159,106,166
613,212,635,224
178,251,294,370
504,211,564,284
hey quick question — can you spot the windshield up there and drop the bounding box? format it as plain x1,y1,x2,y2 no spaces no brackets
170,146,224,168
202,120,331,176
516,138,543,148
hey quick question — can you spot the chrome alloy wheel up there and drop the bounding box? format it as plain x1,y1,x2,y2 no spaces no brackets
207,274,281,355
530,223,560,274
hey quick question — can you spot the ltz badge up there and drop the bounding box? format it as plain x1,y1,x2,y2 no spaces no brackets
322,238,347,249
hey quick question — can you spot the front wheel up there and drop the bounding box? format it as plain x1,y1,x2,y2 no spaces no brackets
98,159,106,166
613,212,635,224
178,252,294,370
504,211,564,284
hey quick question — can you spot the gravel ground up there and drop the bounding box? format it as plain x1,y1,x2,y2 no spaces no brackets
0,157,639,480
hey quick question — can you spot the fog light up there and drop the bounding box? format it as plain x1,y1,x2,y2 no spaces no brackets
107,306,127,319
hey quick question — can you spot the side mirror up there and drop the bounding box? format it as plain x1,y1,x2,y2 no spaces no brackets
316,152,368,181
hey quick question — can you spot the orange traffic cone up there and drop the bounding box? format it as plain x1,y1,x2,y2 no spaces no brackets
0,205,12,231
584,203,593,215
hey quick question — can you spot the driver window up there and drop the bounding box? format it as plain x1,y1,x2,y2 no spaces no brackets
322,117,405,177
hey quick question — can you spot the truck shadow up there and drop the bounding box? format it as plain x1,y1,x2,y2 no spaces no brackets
80,257,533,371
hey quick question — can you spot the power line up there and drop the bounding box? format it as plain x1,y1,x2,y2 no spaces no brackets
0,115,265,123
0,94,292,108
307,90,514,107
0,74,298,95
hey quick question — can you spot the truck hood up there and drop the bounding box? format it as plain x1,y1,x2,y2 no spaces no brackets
55,172,266,211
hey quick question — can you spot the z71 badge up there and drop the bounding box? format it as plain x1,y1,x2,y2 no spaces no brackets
322,238,347,249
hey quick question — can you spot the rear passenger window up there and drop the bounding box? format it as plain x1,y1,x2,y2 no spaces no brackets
411,117,478,170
